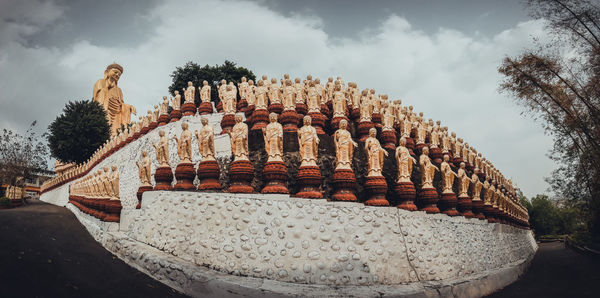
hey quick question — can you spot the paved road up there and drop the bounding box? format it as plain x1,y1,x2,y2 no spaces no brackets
0,199,187,298
488,241,600,297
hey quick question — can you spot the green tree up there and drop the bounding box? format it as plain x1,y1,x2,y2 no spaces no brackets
47,100,110,164
498,0,600,236
529,195,561,235
168,60,256,106
0,122,49,201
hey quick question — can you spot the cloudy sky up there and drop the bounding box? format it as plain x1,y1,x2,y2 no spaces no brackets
0,0,556,198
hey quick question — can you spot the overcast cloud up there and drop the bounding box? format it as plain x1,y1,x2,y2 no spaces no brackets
0,0,556,198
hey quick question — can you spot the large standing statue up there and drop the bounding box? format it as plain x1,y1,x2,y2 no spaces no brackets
441,155,456,193
457,162,472,197
174,122,192,163
195,117,215,160
229,114,249,161
263,113,284,162
183,81,195,103
200,80,211,103
93,63,136,135
334,119,357,170
298,115,319,166
365,128,388,176
420,147,439,189
396,137,416,182
153,130,170,167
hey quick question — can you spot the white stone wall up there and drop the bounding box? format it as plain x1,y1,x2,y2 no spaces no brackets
81,113,232,210
127,191,536,286
39,181,71,206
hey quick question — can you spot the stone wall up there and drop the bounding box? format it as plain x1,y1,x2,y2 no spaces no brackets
40,181,71,206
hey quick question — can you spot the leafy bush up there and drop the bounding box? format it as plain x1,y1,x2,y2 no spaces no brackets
0,197,11,206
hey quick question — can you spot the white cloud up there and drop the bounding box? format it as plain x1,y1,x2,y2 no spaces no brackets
0,0,557,197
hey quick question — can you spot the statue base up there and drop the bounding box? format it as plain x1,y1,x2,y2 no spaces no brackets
104,200,122,223
261,161,289,194
221,113,236,134
295,103,308,119
364,176,389,206
330,116,349,133
395,181,417,211
251,108,269,131
157,114,169,127
381,130,397,151
351,107,360,120
227,159,254,193
440,192,459,216
358,121,374,142
483,204,496,223
244,104,255,120
170,109,182,123
198,102,213,115
268,102,284,115
320,103,331,119
132,132,141,141
216,100,223,113
331,168,357,202
154,166,173,190
197,160,222,190
140,126,150,135
136,185,153,209
371,113,382,130
149,121,158,131
452,157,464,168
174,162,196,190
280,109,299,132
457,194,475,218
430,147,443,164
418,187,439,213
307,112,326,135
415,143,427,156
295,165,323,199
237,98,248,112
471,199,486,220
182,102,196,116
405,137,416,157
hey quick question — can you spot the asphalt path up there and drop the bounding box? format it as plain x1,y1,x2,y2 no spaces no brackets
0,199,187,298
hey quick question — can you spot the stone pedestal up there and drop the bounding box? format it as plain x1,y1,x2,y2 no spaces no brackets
132,131,141,141
331,168,357,202
415,143,427,156
351,107,360,121
251,108,269,131
280,109,299,133
136,185,152,209
471,199,486,220
295,165,322,199
440,192,459,216
198,102,213,115
181,102,196,117
154,166,173,190
483,204,496,223
430,147,443,164
307,112,326,135
104,200,122,222
295,103,308,119
216,100,223,113
320,103,331,119
149,121,158,131
405,137,416,157
395,181,417,211
452,156,464,168
169,109,182,123
372,113,382,130
268,103,284,115
358,121,374,142
330,116,349,133
244,104,255,121
380,130,397,151
197,160,222,190
140,126,150,135
364,176,389,206
418,187,439,213
157,114,169,127
220,114,236,134
174,162,196,190
227,160,254,193
237,98,248,113
457,194,475,218
261,161,289,194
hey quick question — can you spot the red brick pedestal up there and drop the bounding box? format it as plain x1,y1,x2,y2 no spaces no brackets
331,168,357,202
471,199,486,220
307,112,326,135
330,116,349,133
216,100,223,113
418,187,440,213
358,121,374,142
149,121,158,131
237,98,248,113
136,185,152,209
157,114,169,127
440,192,459,216
251,108,269,131
268,103,284,115
295,165,322,199
197,160,222,190
395,181,417,211
104,200,122,222
220,114,236,134
198,102,213,115
457,194,475,218
381,130,397,151
227,160,254,193
261,161,289,194
364,176,389,206
174,162,196,190
280,109,299,132
483,204,496,223
295,103,308,119
169,109,182,123
430,147,443,164
154,166,173,190
181,102,196,117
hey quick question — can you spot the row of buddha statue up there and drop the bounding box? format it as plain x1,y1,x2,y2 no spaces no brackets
68,165,122,222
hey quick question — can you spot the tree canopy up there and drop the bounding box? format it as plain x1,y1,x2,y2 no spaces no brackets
0,122,49,198
168,60,256,106
47,100,110,164
499,0,600,236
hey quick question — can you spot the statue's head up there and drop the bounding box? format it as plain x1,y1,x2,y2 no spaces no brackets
284,73,290,79
235,113,244,123
303,115,312,126
142,150,148,157
269,113,278,122
174,90,179,95
285,79,292,86
221,79,226,84
443,154,449,162
104,166,109,173
249,80,254,85
314,78,320,84
154,105,158,109
203,80,208,85
258,80,264,86
465,143,469,148
201,117,208,125
112,165,117,171
306,75,312,81
226,85,232,91
105,63,123,82
339,119,348,129
328,77,333,82
158,130,165,137
262,75,267,80
181,122,188,130
423,146,429,155
295,78,300,83
163,96,168,101
335,84,341,91
369,127,377,137
460,162,466,169
187,81,193,87
451,131,456,137
399,137,406,146
370,89,375,94
241,77,247,82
